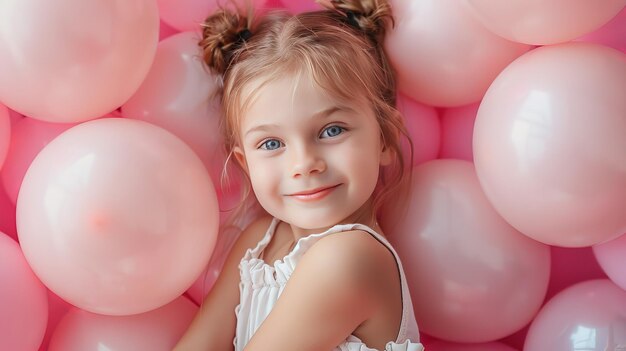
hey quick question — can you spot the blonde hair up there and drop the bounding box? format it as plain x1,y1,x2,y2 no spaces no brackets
199,0,413,226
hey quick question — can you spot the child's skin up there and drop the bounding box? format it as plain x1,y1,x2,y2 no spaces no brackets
173,71,403,351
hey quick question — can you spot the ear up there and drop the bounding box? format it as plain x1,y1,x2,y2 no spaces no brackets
233,145,249,173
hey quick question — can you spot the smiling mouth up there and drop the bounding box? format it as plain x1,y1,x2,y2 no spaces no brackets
287,184,341,201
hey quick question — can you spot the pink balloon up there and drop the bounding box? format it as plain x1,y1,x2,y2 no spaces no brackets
427,340,516,351
439,103,480,161
575,7,626,53
547,246,608,302
1,117,75,205
17,118,219,315
473,43,626,247
185,264,221,306
39,290,73,351
48,296,197,351
524,279,626,351
385,0,530,107
279,0,322,14
0,232,48,351
0,105,9,170
7,107,24,125
0,185,17,241
157,0,269,32
0,0,159,123
385,160,550,342
465,0,626,45
121,31,225,185
159,20,180,41
593,233,626,291
396,94,440,166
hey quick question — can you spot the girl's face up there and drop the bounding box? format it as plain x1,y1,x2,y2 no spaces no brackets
234,72,391,230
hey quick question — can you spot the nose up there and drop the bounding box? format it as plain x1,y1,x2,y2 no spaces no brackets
290,144,326,178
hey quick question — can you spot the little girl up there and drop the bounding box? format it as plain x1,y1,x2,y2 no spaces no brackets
174,0,424,350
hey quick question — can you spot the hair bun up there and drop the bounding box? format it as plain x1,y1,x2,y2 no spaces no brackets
199,9,250,75
318,0,394,39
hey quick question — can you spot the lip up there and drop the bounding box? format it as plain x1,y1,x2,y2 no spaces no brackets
287,184,341,201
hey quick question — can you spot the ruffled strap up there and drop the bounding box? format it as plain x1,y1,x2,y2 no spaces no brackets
339,336,425,351
241,217,280,261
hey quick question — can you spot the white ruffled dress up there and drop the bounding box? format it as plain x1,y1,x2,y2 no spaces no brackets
234,218,425,351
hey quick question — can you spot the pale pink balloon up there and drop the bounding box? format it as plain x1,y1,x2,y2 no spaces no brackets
17,118,219,315
385,0,530,107
439,103,480,161
427,340,516,351
473,43,626,248
0,105,9,170
465,0,626,46
279,0,322,14
524,279,626,351
121,31,226,186
157,0,269,32
396,94,440,166
1,117,75,205
0,232,48,351
0,0,159,122
593,233,626,291
48,296,197,351
385,160,550,342
575,7,626,53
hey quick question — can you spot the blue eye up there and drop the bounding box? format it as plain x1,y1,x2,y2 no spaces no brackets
259,139,283,150
321,125,345,138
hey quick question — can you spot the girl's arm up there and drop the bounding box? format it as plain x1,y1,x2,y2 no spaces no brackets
243,230,384,351
173,216,273,351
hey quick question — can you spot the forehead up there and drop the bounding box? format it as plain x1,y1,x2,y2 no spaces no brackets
238,70,369,131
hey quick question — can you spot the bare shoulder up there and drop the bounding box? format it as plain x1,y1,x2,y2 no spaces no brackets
305,229,397,280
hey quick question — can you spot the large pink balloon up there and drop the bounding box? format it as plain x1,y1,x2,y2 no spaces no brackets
0,0,159,123
48,296,197,351
1,117,75,205
385,0,530,107
0,105,10,170
524,279,626,351
157,0,269,32
0,232,48,351
396,94,440,166
593,233,626,291
465,0,626,45
426,341,516,351
385,160,550,342
473,43,626,248
121,31,225,185
439,103,480,161
17,118,219,315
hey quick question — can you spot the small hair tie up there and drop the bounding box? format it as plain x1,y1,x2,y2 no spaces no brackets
237,28,253,42
345,11,361,28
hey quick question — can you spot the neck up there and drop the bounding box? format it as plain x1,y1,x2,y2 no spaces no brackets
287,198,379,243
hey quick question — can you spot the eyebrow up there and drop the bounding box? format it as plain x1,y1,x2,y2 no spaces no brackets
243,106,345,138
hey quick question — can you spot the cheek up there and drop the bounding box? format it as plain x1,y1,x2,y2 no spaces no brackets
246,156,280,194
